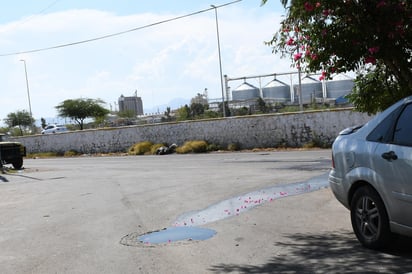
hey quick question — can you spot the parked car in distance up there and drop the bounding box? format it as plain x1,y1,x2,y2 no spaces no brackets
329,96,412,249
41,124,68,134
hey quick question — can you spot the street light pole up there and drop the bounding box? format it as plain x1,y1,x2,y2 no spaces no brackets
20,59,33,118
211,5,226,117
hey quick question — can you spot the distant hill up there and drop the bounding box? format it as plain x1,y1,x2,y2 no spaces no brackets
143,97,190,115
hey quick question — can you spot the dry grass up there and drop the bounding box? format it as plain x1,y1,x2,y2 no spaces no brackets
176,140,208,154
128,141,154,155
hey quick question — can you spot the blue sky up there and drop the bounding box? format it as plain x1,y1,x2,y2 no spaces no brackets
0,0,290,124
0,1,284,21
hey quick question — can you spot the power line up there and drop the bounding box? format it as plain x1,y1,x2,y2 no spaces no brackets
0,0,242,57
4,0,62,30
35,0,62,16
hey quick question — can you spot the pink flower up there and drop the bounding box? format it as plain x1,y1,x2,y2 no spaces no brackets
319,71,327,81
294,52,303,61
368,46,380,54
365,56,377,65
323,9,330,16
304,2,314,11
316,2,321,8
286,37,295,46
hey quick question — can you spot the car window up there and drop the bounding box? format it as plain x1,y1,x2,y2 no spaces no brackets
393,103,412,146
366,105,402,143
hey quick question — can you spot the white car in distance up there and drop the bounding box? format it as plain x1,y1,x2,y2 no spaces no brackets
41,124,68,134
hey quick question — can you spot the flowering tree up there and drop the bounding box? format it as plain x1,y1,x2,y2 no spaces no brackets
262,0,411,114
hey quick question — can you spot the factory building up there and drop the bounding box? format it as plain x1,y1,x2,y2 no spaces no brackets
118,93,143,116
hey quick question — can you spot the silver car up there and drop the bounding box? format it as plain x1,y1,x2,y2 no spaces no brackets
41,124,68,134
329,96,412,249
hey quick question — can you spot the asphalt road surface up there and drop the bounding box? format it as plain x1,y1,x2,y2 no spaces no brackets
1,150,412,273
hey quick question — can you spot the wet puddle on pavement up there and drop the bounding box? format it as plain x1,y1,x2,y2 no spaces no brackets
121,172,329,246
138,227,216,244
173,172,329,227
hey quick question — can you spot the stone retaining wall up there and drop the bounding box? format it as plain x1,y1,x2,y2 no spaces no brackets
14,108,372,154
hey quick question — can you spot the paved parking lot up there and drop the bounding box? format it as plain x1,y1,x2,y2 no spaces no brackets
1,150,412,273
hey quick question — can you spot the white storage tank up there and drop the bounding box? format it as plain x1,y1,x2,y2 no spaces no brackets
262,79,290,102
232,82,260,101
294,76,322,104
326,74,354,99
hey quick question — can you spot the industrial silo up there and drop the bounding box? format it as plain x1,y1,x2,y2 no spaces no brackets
262,78,291,102
326,74,354,99
232,82,260,101
293,76,322,104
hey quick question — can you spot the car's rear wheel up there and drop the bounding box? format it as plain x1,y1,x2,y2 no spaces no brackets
350,185,391,249
12,157,23,170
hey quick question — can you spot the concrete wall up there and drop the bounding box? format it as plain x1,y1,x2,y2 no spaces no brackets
14,108,372,154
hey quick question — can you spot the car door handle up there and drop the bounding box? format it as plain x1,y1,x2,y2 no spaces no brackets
381,151,398,161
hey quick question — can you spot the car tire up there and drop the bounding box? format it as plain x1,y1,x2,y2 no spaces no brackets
12,157,23,170
350,185,391,249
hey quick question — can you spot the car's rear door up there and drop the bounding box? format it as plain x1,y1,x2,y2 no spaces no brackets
373,103,412,228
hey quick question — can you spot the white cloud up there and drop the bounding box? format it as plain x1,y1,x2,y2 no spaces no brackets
0,6,291,123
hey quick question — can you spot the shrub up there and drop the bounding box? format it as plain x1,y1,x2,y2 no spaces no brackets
207,143,222,152
176,140,208,154
128,141,154,155
190,140,208,153
64,150,80,157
